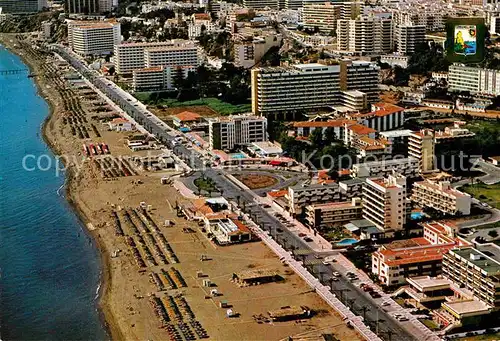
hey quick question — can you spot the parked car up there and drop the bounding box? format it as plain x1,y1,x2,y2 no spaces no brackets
303,237,313,242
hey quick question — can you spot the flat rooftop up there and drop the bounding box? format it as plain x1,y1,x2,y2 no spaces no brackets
407,276,451,291
339,178,365,186
250,141,283,154
380,129,413,138
451,244,500,274
290,182,339,191
443,300,490,315
307,199,360,210
354,157,417,168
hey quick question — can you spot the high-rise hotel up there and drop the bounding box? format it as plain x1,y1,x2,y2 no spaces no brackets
251,61,379,116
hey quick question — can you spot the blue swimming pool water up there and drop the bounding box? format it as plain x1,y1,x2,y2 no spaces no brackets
411,212,424,220
336,238,359,246
230,152,247,159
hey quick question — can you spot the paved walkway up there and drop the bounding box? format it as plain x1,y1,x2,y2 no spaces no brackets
173,180,198,199
239,211,382,341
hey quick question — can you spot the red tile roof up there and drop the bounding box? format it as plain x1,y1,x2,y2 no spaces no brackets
194,13,211,20
377,243,454,267
348,124,376,135
267,189,287,198
174,111,201,122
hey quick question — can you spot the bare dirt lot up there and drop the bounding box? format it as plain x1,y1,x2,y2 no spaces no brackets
234,173,279,190
152,105,219,122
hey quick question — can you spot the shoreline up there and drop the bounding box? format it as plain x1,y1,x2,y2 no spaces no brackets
0,33,119,341
0,34,366,341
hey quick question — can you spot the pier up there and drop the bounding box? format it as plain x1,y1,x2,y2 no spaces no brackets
0,68,29,75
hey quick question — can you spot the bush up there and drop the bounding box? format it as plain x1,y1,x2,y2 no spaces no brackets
488,230,498,238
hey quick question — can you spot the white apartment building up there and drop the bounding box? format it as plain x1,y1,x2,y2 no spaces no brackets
188,13,216,39
251,61,379,116
208,115,267,150
242,0,279,9
306,198,362,227
98,0,112,12
351,103,405,132
449,64,500,96
362,173,408,232
66,0,98,13
411,180,472,216
251,63,341,116
380,54,410,68
341,60,380,104
408,129,435,173
68,20,121,56
234,34,282,69
491,16,500,34
292,119,352,141
340,1,362,20
132,66,193,92
302,2,340,33
114,41,182,74
395,24,425,55
337,15,393,55
0,0,45,12
144,41,200,69
288,182,341,215
392,10,445,32
352,157,419,178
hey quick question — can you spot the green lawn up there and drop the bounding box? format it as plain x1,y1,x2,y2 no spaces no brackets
134,94,251,115
420,319,440,331
462,183,500,209
194,177,218,193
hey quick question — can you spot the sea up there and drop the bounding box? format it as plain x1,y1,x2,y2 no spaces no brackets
0,46,107,340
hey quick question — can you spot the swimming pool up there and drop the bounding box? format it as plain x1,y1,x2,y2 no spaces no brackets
411,212,424,220
229,152,247,159
336,238,359,246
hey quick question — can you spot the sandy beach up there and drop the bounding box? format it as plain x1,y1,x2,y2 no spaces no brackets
1,33,364,341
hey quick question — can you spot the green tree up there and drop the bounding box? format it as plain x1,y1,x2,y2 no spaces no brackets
324,127,337,145
309,128,324,147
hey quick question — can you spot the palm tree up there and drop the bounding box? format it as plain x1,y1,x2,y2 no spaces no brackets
318,271,326,283
208,189,212,197
236,195,241,206
328,277,336,291
360,306,370,321
384,330,395,341
219,188,224,197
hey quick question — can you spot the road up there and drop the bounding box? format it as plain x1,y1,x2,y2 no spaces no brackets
54,44,423,341
472,159,500,185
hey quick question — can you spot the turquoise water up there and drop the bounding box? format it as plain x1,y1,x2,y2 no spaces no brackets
336,238,358,246
411,212,424,220
230,152,247,159
0,47,107,340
